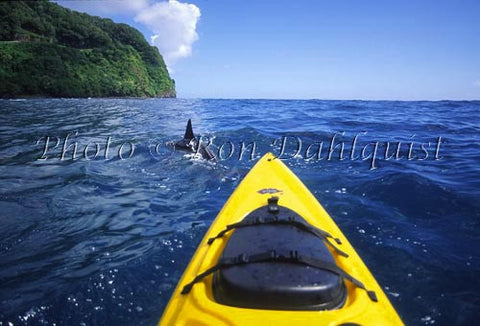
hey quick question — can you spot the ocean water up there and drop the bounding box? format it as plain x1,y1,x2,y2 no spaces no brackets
0,98,479,325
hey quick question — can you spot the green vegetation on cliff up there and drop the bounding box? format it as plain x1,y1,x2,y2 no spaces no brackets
0,0,176,98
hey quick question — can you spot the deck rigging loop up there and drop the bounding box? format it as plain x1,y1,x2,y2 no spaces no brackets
181,250,377,303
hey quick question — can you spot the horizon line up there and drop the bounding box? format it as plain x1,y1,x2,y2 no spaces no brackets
176,97,480,102
2,97,479,102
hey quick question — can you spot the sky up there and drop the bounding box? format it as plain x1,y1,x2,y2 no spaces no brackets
56,0,480,100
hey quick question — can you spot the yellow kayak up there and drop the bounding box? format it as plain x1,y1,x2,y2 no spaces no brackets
159,152,403,325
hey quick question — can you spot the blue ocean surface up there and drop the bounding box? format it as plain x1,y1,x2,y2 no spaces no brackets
0,98,479,325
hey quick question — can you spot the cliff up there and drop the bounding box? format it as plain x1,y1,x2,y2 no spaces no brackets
0,0,176,98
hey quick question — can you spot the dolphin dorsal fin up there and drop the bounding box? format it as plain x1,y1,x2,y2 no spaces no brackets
184,119,195,140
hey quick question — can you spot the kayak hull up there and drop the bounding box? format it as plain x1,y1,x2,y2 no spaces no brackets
159,153,403,325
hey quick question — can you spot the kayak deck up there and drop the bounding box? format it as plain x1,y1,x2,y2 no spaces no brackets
159,153,403,325
210,201,348,311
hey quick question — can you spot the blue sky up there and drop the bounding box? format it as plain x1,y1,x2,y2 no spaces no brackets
58,0,480,100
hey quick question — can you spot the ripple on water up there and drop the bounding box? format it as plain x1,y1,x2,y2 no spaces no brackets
1,99,480,325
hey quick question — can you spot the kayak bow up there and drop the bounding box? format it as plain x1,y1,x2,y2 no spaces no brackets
159,152,403,325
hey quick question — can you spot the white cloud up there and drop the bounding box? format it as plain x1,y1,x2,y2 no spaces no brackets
57,0,201,70
135,0,201,68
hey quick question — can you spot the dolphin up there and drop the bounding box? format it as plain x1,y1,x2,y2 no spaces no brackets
173,119,215,160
